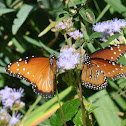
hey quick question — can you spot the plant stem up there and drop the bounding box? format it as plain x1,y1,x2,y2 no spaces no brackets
64,33,71,46
56,89,67,126
20,95,41,124
76,81,86,126
95,4,111,23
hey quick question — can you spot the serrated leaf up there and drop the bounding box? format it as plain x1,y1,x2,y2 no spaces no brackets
73,109,83,126
12,4,33,35
50,98,80,126
73,108,92,126
79,8,95,24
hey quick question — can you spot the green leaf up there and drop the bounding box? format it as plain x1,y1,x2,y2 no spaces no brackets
23,86,76,126
73,109,83,126
73,108,92,126
118,56,126,65
0,8,15,14
67,0,87,7
0,67,6,74
89,32,103,41
86,43,96,53
79,8,95,24
105,0,126,17
38,16,66,37
110,92,126,111
88,90,121,126
11,38,25,53
23,36,59,56
101,33,121,47
50,98,80,126
0,2,6,8
12,4,33,35
122,119,126,126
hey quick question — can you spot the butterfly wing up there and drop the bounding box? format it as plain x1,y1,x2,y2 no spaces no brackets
6,56,57,98
91,58,126,80
90,44,126,61
81,58,126,90
81,61,108,90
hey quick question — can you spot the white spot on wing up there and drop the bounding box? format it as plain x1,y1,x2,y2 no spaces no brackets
19,58,22,61
118,49,121,52
16,68,19,71
23,68,25,71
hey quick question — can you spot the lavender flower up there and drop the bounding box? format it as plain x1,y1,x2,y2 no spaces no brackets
0,87,24,109
110,18,126,33
0,86,12,100
93,21,112,33
52,17,75,33
93,18,126,41
57,47,80,72
9,112,23,126
69,30,83,40
0,108,9,125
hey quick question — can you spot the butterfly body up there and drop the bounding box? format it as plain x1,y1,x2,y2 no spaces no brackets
6,54,57,98
81,44,126,90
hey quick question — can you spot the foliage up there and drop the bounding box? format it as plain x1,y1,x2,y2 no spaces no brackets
0,0,126,126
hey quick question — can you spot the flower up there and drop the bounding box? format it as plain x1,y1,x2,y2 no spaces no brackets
0,86,12,100
0,108,9,125
0,87,24,109
52,17,75,33
57,47,80,72
92,18,126,41
69,30,83,40
9,112,23,126
93,21,112,33
110,18,126,33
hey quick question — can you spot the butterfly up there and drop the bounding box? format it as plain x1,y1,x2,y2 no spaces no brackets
81,44,126,90
6,54,57,98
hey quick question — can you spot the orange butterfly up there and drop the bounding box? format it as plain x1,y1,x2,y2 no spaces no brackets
6,54,57,98
81,44,126,90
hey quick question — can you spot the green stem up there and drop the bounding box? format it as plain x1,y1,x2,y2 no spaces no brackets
56,89,67,126
75,70,86,126
81,23,89,40
20,95,41,124
95,4,111,23
76,81,86,126
64,33,70,46
93,0,101,14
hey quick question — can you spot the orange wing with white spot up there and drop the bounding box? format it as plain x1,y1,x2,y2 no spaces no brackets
81,61,107,90
92,58,126,80
90,44,126,61
6,56,57,98
81,58,126,90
